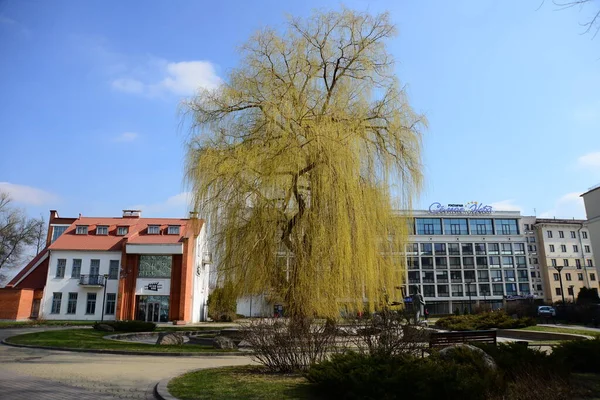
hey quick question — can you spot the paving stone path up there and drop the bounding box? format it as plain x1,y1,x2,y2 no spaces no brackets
0,327,253,399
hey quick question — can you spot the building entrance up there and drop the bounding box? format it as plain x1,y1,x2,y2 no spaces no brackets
136,295,169,322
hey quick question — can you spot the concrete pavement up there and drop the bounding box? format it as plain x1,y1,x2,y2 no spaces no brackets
0,327,253,399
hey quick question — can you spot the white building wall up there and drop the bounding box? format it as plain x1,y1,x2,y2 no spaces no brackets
237,295,272,317
582,187,600,278
40,250,121,320
191,224,210,323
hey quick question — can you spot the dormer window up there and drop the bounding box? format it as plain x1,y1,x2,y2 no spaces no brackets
148,225,160,234
76,225,88,235
117,226,129,236
167,225,180,235
96,225,109,235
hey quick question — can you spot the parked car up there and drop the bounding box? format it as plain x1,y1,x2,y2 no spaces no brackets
537,306,556,317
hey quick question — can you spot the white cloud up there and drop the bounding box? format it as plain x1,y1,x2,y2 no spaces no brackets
0,182,59,206
539,192,586,219
111,59,222,97
129,192,192,217
489,199,522,212
577,152,600,169
113,132,139,142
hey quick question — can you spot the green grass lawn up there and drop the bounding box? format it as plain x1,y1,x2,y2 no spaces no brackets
5,329,237,353
522,325,600,338
0,320,97,329
168,366,315,400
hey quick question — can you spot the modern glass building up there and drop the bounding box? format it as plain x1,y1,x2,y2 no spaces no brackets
403,207,533,314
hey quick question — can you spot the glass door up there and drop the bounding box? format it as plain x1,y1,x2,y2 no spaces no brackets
146,302,161,322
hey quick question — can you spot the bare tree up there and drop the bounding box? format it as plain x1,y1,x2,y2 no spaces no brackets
541,0,600,38
0,192,46,275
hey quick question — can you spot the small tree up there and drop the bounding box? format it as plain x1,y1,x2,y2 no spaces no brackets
207,282,238,321
577,287,600,305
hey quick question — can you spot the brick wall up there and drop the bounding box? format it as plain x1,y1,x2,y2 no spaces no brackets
0,289,35,320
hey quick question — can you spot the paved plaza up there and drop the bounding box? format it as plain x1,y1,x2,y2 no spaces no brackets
0,327,253,399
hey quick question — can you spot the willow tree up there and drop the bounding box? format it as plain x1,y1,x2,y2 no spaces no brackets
186,9,424,323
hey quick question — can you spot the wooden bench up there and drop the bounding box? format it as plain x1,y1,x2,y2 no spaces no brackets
429,330,497,349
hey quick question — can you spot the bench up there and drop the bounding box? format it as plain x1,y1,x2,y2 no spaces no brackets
429,330,497,349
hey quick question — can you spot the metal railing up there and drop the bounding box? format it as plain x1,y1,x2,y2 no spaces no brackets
79,275,105,286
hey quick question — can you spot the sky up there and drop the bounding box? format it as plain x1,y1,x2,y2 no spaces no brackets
1,0,600,222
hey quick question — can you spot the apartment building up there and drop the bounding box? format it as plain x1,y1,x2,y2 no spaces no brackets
1,210,211,323
582,185,600,277
534,218,597,303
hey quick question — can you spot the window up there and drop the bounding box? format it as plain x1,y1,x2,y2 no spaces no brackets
449,257,461,269
547,231,553,238
76,225,88,235
502,256,514,267
504,270,516,282
476,256,488,267
148,225,160,234
576,259,582,268
55,259,66,278
564,259,569,267
96,225,108,235
501,243,512,255
105,293,116,315
437,285,449,297
513,243,525,255
537,284,543,291
488,243,500,255
421,257,433,269
530,271,536,278
66,293,77,314
406,243,419,254
167,225,180,235
408,257,419,269
408,271,420,283
51,226,68,243
528,236,536,243
574,245,579,253
524,224,530,231
551,259,557,267
559,231,564,238
434,243,446,255
117,226,129,236
451,284,463,296
477,270,489,281
578,273,584,281
565,273,572,281
51,292,62,314
495,219,519,235
516,256,526,268
443,218,469,235
479,284,490,295
86,293,97,314
448,243,460,255
491,270,502,282
553,273,559,281
549,245,555,252
585,245,591,253
493,283,504,296
108,260,119,279
461,243,473,255
469,219,494,235
90,259,100,276
421,243,433,256
475,243,486,255
568,287,574,296
422,271,434,283
416,218,442,235
138,255,172,278
451,271,462,282
528,245,537,252
533,258,538,264
571,231,576,239
588,259,594,267
489,256,501,268
71,259,81,278
583,231,588,239
591,273,596,281
505,283,517,295
519,283,530,294
561,245,567,253
463,257,474,268
555,288,562,296
423,285,436,297
436,270,448,283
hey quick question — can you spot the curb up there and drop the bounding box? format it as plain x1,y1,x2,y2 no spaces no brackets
1,339,251,357
154,378,178,400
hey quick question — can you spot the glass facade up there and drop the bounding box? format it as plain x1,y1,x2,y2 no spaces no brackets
444,219,469,235
470,219,494,235
138,255,172,278
415,218,442,235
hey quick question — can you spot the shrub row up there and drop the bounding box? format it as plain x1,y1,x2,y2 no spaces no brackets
435,311,536,331
93,320,156,332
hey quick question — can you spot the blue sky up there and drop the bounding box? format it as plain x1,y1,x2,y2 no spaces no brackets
1,0,599,221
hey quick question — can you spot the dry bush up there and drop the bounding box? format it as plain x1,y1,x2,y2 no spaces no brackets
488,370,571,400
241,318,340,373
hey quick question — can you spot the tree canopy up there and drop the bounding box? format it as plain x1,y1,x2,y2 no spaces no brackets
186,9,424,320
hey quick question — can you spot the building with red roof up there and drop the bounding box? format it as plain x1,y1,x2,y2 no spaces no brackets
0,210,211,323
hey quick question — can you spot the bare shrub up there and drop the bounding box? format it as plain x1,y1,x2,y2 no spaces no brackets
487,370,571,400
241,318,339,373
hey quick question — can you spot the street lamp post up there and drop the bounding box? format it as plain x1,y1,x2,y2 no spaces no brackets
101,274,108,323
554,265,566,305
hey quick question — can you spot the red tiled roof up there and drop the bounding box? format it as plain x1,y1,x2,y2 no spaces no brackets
49,217,202,251
6,248,49,288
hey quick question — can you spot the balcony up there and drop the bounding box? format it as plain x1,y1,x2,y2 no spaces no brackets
79,275,105,287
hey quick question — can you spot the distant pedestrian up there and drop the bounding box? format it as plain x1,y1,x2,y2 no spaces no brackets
424,308,429,321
